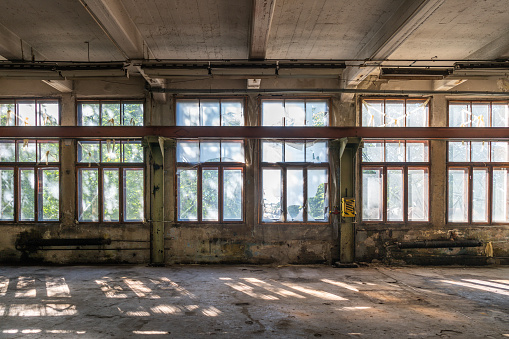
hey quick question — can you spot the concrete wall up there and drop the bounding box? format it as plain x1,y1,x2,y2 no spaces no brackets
0,76,508,265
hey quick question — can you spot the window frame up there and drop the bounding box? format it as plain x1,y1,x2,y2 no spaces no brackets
76,99,145,126
448,100,509,128
259,97,331,127
361,97,430,127
175,97,246,127
0,99,61,126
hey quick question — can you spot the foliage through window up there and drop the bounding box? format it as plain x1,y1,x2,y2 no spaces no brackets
0,100,59,126
362,98,429,127
0,140,60,221
261,99,329,126
177,140,244,222
77,140,144,222
261,140,329,223
176,99,244,126
77,101,144,126
362,140,429,222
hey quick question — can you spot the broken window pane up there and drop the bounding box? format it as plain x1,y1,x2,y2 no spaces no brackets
18,101,36,126
492,168,509,222
406,100,428,127
287,169,303,222
448,142,469,162
492,103,509,127
307,169,328,222
0,141,15,162
38,141,59,163
406,141,428,162
285,142,305,162
306,100,328,126
17,141,36,162
285,101,305,126
491,141,509,162
78,141,100,163
101,141,121,162
38,101,59,126
200,142,221,162
19,169,35,221
448,168,468,222
223,169,242,221
471,141,489,162
177,141,199,163
362,168,383,221
123,142,143,163
306,141,328,163
262,141,283,163
177,169,197,221
202,169,219,221
0,101,15,126
449,102,470,127
0,169,14,220
123,102,143,126
221,100,243,126
472,103,489,127
124,169,144,222
362,141,383,162
385,100,405,127
101,102,121,126
200,100,220,126
221,141,244,163
78,169,99,222
385,141,405,162
176,100,199,126
408,168,428,221
472,168,488,223
262,101,284,126
80,103,100,126
38,169,59,221
362,100,383,127
103,169,119,222
387,168,403,221
262,169,282,221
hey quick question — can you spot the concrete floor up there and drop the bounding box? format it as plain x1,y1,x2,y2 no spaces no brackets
0,265,508,338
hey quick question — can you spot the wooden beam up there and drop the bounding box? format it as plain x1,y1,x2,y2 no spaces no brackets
249,0,276,60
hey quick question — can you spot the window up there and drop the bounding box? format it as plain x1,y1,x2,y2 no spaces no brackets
176,99,244,126
177,140,244,222
362,98,429,127
261,140,329,223
448,141,509,223
261,99,329,126
77,101,144,126
449,101,509,127
0,140,60,221
77,140,144,222
0,100,59,126
362,140,429,222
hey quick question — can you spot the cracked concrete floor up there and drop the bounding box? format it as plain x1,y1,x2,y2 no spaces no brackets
0,265,508,338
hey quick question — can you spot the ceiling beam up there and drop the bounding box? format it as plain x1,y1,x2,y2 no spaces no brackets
41,80,74,93
249,0,276,60
342,0,445,97
0,23,46,61
433,79,467,91
466,28,509,60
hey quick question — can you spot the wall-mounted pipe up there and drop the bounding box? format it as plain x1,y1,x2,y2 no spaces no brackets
397,240,482,249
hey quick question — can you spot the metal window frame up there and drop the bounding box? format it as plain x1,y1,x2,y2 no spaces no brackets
361,97,430,128
76,99,145,127
0,99,61,127
448,100,509,128
175,97,247,127
259,97,331,127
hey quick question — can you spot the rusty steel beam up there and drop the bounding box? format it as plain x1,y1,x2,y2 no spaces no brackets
0,126,508,139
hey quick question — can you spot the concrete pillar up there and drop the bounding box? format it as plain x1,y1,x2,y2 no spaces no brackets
430,95,447,228
147,136,165,265
60,94,75,226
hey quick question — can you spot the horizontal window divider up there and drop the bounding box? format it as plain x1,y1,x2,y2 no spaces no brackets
1,126,509,139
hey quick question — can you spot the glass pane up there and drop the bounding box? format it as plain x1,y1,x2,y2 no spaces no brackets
385,100,405,127
38,101,59,126
0,102,15,126
362,141,383,162
387,169,403,221
285,101,305,126
176,141,199,163
177,169,197,221
201,100,220,126
18,101,36,126
124,169,144,222
17,141,36,162
448,169,468,222
362,169,383,221
287,169,303,221
262,168,282,221
492,103,509,127
262,101,284,126
101,102,121,126
362,100,383,127
176,100,199,126
406,100,428,127
101,141,121,162
223,169,243,221
262,141,283,163
492,168,509,222
406,141,428,162
471,103,489,127
471,141,489,162
38,141,59,163
19,169,35,221
385,141,405,162
306,141,328,163
221,100,243,126
103,169,119,222
221,141,244,163
449,102,470,127
78,141,100,163
306,100,328,126
78,169,99,222
123,142,143,163
408,169,428,221
80,103,100,126
472,169,488,223
0,169,14,220
285,142,305,162
0,141,15,162
123,102,143,126
39,169,59,221
448,141,469,162
200,142,221,162
491,142,509,162
307,169,328,222
202,169,218,221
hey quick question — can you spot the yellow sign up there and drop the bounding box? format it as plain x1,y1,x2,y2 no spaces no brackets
341,198,356,218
